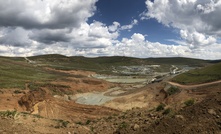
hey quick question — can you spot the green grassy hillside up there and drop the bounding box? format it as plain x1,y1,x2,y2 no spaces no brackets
28,55,210,73
0,57,63,89
172,62,221,85
145,57,209,66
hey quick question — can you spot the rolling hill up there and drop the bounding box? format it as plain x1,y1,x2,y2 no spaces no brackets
28,54,211,72
0,56,68,89
172,62,221,85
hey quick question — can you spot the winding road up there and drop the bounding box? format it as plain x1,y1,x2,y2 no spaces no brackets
168,80,221,89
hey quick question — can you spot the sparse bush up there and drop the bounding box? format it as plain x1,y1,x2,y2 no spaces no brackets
85,120,91,125
118,121,128,129
76,121,83,125
156,104,165,111
113,113,118,116
154,119,160,125
167,87,180,95
33,114,43,118
91,127,94,132
13,90,23,94
54,119,70,128
61,120,69,127
184,99,195,106
28,83,44,91
76,90,83,93
120,114,126,119
107,116,113,120
162,108,171,115
0,110,17,118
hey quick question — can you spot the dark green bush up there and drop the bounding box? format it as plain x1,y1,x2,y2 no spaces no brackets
162,108,171,115
184,99,195,106
156,104,165,111
13,90,23,94
167,87,180,95
85,120,91,125
118,121,128,129
0,110,17,118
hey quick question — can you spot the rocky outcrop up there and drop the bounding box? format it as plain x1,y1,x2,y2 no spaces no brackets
18,88,50,112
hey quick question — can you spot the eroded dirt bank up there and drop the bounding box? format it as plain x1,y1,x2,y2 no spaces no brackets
88,83,221,134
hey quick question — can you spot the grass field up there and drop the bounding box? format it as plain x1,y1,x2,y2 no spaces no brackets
172,62,221,85
0,57,62,89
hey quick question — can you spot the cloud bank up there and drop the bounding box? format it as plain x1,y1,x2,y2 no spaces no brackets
141,0,221,59
0,0,220,59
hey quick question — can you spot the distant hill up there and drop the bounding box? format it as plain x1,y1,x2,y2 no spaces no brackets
172,62,221,85
144,57,210,66
26,55,212,73
209,59,221,63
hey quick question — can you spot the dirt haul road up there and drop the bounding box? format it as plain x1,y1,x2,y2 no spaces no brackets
168,80,221,89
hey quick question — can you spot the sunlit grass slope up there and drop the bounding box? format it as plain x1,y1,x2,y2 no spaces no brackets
172,62,221,85
0,57,58,89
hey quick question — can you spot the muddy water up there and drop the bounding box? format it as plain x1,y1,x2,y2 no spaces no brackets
92,74,153,84
105,78,147,83
70,88,120,105
73,92,114,105
72,75,155,105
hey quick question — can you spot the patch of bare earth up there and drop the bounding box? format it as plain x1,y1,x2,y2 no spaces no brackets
0,69,118,134
0,89,25,111
0,87,119,134
0,113,97,134
110,83,221,134
47,68,115,93
103,83,166,111
137,84,221,134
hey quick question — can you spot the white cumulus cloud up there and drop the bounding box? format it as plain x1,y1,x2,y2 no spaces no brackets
120,19,138,31
142,0,221,49
0,0,98,29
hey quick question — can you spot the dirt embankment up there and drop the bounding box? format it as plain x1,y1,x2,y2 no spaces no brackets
112,83,221,134
0,89,25,111
138,92,221,134
0,71,119,134
0,68,119,130
18,88,119,122
2,81,220,134
48,68,115,93
103,83,166,111
18,88,50,112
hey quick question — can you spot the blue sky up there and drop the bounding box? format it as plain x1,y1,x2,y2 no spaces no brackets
0,0,221,59
89,0,179,44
